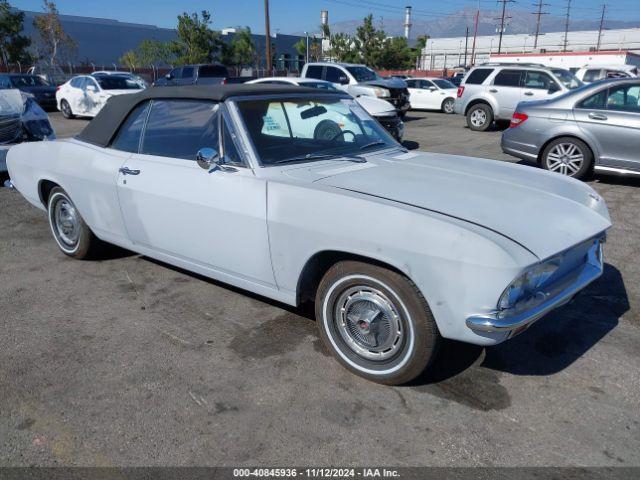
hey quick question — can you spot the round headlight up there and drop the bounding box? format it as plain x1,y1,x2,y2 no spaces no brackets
498,257,561,311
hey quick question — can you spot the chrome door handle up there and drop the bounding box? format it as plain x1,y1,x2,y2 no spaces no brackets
489,89,498,93
588,112,608,121
524,91,534,96
119,167,140,175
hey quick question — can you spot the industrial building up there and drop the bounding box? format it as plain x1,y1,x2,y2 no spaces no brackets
18,10,305,69
418,28,640,70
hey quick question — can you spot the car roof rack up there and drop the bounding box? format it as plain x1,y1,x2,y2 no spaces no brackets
479,62,548,68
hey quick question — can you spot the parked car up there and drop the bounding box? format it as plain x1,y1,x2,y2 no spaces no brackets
153,63,253,86
26,64,72,86
7,84,610,385
447,71,466,87
575,65,638,83
0,74,57,110
301,62,410,117
247,77,404,140
405,77,457,113
454,63,583,131
502,78,640,180
0,88,55,173
56,73,144,119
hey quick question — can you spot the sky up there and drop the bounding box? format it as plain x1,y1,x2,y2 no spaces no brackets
10,0,640,35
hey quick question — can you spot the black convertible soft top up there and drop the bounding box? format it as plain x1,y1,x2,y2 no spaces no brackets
76,84,345,148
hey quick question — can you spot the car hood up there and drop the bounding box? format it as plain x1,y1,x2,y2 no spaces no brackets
355,95,396,116
363,77,407,89
285,152,611,259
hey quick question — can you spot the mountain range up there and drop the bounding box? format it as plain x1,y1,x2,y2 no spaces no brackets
314,7,640,39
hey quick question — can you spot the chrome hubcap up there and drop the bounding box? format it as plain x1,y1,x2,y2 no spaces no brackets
54,198,79,246
444,100,454,113
547,143,584,176
470,109,487,126
334,286,403,361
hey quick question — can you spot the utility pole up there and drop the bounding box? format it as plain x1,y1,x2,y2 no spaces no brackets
596,4,606,51
470,6,480,66
532,1,550,49
464,27,469,67
264,0,272,74
562,0,571,52
496,0,515,54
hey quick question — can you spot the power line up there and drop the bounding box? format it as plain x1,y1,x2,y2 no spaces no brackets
562,0,571,52
596,4,606,51
495,0,515,54
531,1,550,49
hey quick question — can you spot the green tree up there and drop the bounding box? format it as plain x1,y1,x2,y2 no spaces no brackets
294,38,306,57
230,27,257,67
0,0,32,67
171,10,221,64
328,32,358,63
32,0,76,67
119,50,138,69
355,14,385,68
379,37,412,70
409,35,428,68
137,39,175,66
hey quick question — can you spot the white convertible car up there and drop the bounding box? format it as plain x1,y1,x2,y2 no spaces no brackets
7,84,611,385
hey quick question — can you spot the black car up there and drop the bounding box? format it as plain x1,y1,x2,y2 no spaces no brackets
0,74,57,110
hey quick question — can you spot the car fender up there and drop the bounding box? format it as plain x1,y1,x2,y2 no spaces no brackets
267,180,537,346
541,119,601,164
464,93,498,117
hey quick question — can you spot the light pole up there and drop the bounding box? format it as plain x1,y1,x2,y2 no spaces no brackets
264,0,272,74
305,32,309,64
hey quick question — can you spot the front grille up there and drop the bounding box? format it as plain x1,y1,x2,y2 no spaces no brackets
0,115,22,144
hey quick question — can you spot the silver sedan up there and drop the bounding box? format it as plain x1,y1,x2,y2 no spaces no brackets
501,78,640,180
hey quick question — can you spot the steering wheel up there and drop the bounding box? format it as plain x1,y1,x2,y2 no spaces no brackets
328,129,357,142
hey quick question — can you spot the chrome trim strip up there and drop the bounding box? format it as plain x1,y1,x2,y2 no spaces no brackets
466,239,604,333
594,166,640,176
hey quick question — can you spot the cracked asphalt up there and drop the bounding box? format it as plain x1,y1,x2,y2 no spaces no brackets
0,111,638,466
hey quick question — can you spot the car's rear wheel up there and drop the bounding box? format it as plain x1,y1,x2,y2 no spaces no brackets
541,137,593,179
60,99,74,119
47,187,101,259
441,98,455,114
315,260,440,385
466,103,493,131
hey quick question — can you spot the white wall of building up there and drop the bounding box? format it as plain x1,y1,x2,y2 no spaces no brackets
418,28,640,70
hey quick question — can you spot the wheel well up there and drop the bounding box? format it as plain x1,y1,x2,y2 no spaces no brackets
537,135,596,166
38,179,59,207
442,97,455,106
464,99,492,116
296,250,407,306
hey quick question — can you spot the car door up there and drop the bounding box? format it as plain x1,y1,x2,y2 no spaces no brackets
68,77,87,114
405,79,421,108
178,66,195,85
490,69,524,119
522,70,562,102
84,77,104,116
116,98,276,286
324,65,350,93
574,82,640,171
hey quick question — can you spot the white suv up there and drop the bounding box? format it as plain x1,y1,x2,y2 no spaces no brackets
301,62,410,116
454,63,583,131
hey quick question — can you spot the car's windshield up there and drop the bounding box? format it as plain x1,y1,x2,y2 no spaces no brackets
552,69,583,89
302,81,338,91
95,76,143,90
235,96,399,166
10,75,49,87
433,79,456,89
345,66,380,82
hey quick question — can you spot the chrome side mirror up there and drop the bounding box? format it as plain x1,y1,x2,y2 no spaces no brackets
196,147,219,170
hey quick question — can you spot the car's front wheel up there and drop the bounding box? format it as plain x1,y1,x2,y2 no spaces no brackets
60,99,74,119
541,137,593,179
315,261,440,385
466,103,493,131
441,98,455,114
47,186,101,259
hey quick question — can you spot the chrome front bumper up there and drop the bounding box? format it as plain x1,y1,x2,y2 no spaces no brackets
466,238,604,334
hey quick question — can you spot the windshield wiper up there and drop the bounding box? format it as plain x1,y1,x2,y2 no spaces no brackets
275,153,366,164
359,140,388,151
